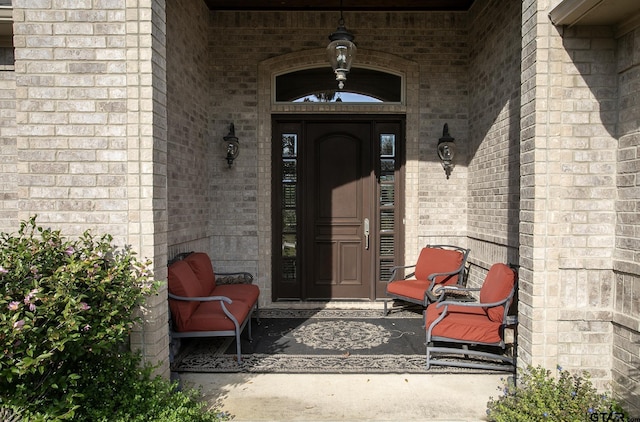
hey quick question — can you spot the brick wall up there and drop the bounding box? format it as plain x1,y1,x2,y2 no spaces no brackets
11,0,169,374
552,23,618,386
613,24,640,414
0,65,16,233
520,0,639,409
518,0,540,370
12,2,130,238
520,0,619,375
165,0,211,256
466,0,522,280
0,45,15,233
208,10,470,288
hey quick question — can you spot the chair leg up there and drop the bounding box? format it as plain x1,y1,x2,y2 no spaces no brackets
235,327,242,363
383,300,389,316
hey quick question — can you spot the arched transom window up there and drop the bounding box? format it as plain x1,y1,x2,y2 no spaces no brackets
275,67,403,103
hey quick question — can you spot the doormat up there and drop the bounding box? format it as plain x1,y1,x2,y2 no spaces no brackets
170,309,499,374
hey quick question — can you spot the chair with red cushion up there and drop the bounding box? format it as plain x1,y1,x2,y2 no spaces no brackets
167,252,259,363
424,263,517,372
384,245,470,315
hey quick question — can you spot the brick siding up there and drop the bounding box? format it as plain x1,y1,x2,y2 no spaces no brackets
10,0,169,375
466,0,522,279
613,24,640,413
0,63,16,233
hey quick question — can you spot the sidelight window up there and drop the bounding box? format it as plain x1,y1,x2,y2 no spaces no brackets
378,134,398,282
280,134,298,283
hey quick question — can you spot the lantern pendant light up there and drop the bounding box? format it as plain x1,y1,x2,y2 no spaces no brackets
327,2,356,90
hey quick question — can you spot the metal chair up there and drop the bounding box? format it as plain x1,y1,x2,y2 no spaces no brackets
384,244,470,315
425,263,518,372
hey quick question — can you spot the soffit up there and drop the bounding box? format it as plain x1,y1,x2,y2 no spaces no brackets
204,1,475,11
549,0,640,35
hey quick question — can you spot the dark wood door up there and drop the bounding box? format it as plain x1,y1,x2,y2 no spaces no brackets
304,122,373,299
272,116,404,301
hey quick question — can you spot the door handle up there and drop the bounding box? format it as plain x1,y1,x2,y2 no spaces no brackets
364,218,370,250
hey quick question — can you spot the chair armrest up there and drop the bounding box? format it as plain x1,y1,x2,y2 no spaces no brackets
168,293,233,304
435,295,509,310
426,268,465,281
427,283,479,303
424,264,468,301
215,271,254,285
168,293,238,324
432,285,478,302
438,286,480,293
387,264,417,282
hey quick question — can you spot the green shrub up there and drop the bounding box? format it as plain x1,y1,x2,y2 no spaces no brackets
486,365,627,422
72,351,229,422
0,217,228,421
0,217,156,418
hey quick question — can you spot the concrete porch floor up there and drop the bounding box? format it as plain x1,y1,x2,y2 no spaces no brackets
179,372,505,421
176,303,508,421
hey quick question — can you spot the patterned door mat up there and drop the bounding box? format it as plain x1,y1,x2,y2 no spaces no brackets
170,309,504,374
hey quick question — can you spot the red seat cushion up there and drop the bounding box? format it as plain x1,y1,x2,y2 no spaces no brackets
414,247,464,285
184,252,217,294
386,278,431,301
168,260,205,328
214,284,260,307
179,300,251,333
479,263,516,322
426,303,503,344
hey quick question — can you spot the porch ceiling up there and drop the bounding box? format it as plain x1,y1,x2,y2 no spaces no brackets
203,0,475,11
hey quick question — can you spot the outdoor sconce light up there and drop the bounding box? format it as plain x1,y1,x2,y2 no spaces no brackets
437,123,456,179
327,1,356,90
223,123,239,168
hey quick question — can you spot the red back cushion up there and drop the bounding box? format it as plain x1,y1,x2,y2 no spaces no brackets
184,252,216,294
479,263,516,323
415,247,464,285
168,260,205,329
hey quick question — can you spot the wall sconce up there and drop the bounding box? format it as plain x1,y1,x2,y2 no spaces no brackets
223,123,239,168
327,1,356,90
437,123,455,179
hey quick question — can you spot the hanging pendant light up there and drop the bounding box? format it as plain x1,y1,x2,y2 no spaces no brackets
327,2,356,90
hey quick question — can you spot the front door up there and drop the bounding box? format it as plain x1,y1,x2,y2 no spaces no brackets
273,115,404,301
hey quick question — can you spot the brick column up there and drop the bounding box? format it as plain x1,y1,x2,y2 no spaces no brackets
520,0,618,382
0,59,16,231
12,0,169,374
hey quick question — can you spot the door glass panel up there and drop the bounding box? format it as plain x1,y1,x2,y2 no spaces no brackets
380,235,395,257
280,133,299,286
378,133,399,288
380,210,395,231
380,184,394,206
282,233,297,257
282,184,296,207
282,209,296,230
283,159,297,182
282,258,297,279
380,159,395,182
379,260,394,283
